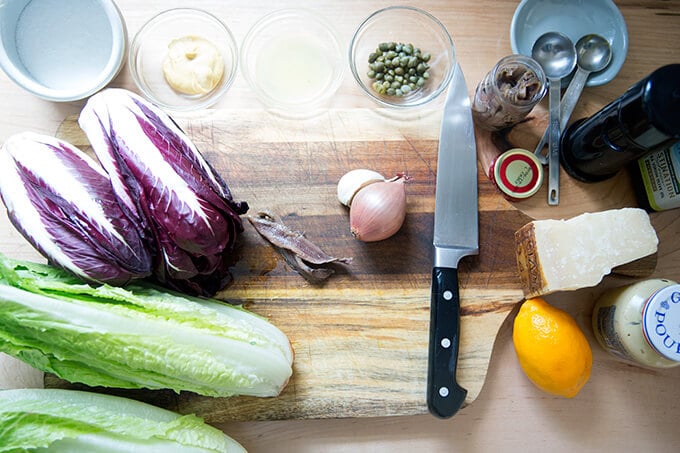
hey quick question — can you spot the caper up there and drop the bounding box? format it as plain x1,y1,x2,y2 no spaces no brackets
367,41,432,98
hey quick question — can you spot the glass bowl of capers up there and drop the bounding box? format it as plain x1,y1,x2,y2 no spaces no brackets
349,6,456,108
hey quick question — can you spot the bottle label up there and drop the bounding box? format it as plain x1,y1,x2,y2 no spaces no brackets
638,143,680,211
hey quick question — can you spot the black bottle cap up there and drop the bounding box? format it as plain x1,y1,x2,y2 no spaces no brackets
643,63,680,139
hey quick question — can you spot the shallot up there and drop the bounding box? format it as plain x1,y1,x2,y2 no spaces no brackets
343,173,409,242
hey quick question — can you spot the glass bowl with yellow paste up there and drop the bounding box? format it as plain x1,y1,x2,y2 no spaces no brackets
129,8,237,111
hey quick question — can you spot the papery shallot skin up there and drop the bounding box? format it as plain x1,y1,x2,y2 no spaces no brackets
79,88,248,296
0,132,152,285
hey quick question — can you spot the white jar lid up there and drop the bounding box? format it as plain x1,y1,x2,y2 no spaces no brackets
642,284,680,362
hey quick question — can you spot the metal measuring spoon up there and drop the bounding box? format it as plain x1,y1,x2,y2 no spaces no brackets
532,32,577,206
534,34,613,164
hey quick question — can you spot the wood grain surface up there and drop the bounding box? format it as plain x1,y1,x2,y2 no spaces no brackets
2,1,679,450
44,107,652,421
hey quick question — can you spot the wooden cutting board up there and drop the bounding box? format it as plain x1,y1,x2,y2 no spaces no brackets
48,107,646,421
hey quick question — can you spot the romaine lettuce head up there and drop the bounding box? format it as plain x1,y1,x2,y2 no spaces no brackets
0,388,246,452
0,254,293,398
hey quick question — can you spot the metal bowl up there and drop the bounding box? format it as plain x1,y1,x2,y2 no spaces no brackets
0,0,127,102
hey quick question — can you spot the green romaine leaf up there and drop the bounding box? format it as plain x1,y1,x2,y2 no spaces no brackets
0,388,246,452
0,254,293,398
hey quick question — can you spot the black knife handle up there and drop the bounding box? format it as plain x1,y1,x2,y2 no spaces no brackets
427,266,467,418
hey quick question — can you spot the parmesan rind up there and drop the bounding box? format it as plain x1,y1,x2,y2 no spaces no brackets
515,208,658,298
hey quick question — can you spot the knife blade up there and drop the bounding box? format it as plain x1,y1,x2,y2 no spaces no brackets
427,63,479,419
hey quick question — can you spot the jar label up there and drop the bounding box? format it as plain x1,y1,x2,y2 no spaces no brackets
642,285,680,362
595,305,636,362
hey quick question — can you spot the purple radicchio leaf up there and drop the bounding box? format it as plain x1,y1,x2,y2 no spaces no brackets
0,132,152,285
78,88,248,296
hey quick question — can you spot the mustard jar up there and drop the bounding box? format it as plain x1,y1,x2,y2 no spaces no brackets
592,279,680,369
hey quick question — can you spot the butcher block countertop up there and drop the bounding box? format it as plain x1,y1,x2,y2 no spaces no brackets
1,0,679,451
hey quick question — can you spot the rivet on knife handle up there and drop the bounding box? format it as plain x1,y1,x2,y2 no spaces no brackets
427,267,467,418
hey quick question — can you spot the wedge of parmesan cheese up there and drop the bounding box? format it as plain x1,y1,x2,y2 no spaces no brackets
515,208,658,298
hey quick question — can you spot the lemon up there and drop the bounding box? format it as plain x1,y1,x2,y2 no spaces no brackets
513,297,592,398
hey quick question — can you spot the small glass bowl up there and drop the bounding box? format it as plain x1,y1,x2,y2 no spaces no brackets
349,6,456,108
240,8,344,112
129,8,238,111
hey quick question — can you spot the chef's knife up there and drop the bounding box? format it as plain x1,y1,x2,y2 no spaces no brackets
427,63,478,419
